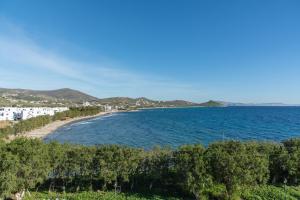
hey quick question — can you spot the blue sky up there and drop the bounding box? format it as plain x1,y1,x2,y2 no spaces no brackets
0,0,300,103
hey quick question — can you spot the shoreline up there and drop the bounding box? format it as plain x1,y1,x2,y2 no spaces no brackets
7,111,118,141
5,106,211,142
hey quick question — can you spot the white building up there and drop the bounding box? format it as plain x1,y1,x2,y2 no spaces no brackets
104,105,113,112
0,107,69,121
0,107,16,121
82,101,91,107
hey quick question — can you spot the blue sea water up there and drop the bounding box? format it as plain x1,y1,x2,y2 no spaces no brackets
44,107,300,148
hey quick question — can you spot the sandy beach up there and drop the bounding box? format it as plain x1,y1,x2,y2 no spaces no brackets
7,111,115,141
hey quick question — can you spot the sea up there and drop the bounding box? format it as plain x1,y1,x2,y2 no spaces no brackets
44,106,300,149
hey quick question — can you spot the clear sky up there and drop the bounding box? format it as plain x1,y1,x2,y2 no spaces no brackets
0,0,300,103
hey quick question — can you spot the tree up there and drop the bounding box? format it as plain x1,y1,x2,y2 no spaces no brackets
205,141,269,199
6,138,51,196
47,141,67,192
138,147,173,192
0,150,20,198
174,145,212,200
71,146,96,191
267,143,289,184
1,137,300,199
283,138,300,184
93,145,142,191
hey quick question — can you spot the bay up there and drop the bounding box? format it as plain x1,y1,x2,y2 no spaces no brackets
44,106,300,148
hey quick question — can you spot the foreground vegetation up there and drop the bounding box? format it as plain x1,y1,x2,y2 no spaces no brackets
20,185,300,200
242,185,300,200
23,191,179,200
0,106,103,138
1,138,300,199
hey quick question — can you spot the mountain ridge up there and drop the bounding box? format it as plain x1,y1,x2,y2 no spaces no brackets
0,88,205,107
1,87,296,107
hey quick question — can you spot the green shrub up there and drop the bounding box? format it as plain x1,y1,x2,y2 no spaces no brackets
241,185,299,200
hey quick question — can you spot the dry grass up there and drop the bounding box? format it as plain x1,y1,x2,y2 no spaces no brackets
0,121,11,128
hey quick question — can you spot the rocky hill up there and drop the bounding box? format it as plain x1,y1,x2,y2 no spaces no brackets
199,100,223,107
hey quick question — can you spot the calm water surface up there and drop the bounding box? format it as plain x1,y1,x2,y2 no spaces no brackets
44,107,300,148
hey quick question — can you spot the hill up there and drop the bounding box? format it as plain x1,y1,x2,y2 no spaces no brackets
0,87,225,108
0,88,98,106
199,100,223,107
0,88,199,108
98,97,199,108
35,88,99,102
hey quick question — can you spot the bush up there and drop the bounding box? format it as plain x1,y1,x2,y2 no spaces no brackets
241,185,299,200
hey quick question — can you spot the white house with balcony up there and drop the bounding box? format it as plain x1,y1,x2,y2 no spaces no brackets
0,107,17,121
0,107,69,121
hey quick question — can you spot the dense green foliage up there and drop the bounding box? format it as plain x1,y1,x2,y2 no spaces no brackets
0,107,102,138
0,138,300,199
20,186,300,200
23,191,180,200
206,141,269,197
242,185,300,200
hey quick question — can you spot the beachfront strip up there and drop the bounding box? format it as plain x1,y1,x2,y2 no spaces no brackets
0,107,69,121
